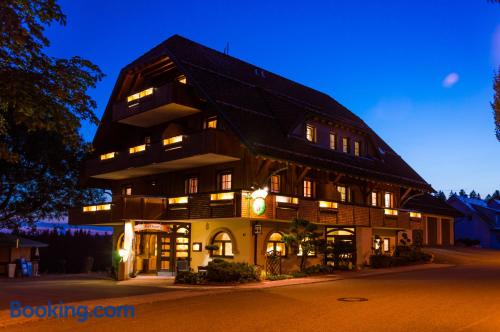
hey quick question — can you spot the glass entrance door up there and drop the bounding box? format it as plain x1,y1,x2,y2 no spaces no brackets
158,232,171,272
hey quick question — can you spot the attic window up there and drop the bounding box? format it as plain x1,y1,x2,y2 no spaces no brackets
176,75,187,84
354,141,360,156
306,124,316,143
206,117,217,129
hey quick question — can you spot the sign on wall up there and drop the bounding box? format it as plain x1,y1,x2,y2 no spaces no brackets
134,223,169,232
251,188,268,216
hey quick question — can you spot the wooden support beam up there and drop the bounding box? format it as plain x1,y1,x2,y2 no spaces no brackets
400,188,412,204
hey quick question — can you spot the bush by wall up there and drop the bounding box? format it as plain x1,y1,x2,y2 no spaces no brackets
370,251,432,269
175,259,260,284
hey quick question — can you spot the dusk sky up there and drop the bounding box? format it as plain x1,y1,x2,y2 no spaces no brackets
45,0,500,196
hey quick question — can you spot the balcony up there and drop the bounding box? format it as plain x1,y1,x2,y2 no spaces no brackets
113,82,200,127
69,196,167,225
86,130,241,180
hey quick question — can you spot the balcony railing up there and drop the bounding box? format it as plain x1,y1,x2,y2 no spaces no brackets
113,82,199,127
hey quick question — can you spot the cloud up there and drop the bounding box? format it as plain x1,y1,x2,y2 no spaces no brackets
442,72,459,88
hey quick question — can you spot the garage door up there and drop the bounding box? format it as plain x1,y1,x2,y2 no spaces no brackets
428,217,437,245
441,219,451,245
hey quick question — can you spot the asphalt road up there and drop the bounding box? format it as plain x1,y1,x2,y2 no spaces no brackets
11,248,500,332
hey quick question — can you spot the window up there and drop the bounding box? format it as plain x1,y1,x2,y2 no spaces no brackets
100,152,116,161
276,196,298,204
354,141,360,157
329,132,337,150
220,172,232,191
297,238,315,257
383,238,390,252
123,186,132,196
319,201,338,209
127,88,153,103
337,186,348,202
306,124,316,143
384,192,394,208
303,179,313,198
211,232,233,257
176,75,187,84
129,144,146,154
270,175,280,193
266,233,286,256
192,242,202,252
185,177,198,194
206,117,217,129
371,192,378,207
410,212,422,219
342,137,350,153
163,135,183,146
82,204,111,212
210,192,234,200
168,196,188,204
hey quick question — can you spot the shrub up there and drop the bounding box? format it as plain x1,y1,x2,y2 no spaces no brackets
175,271,203,284
205,259,259,283
266,274,293,281
291,271,307,278
370,252,432,268
303,264,336,275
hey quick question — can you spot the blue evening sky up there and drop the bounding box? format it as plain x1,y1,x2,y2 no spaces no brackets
45,0,500,196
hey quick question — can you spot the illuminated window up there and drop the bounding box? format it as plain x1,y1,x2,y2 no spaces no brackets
129,144,146,154
410,212,422,219
163,135,183,146
354,141,360,156
210,192,234,200
206,117,217,129
371,192,378,207
83,204,111,212
384,192,394,208
276,196,298,204
220,172,232,191
329,132,337,150
185,177,198,194
127,88,153,103
270,175,280,193
384,208,398,216
266,233,286,256
168,196,188,204
306,124,316,143
337,186,347,202
342,137,350,153
123,186,132,196
211,232,234,257
192,242,202,252
100,152,116,161
303,179,313,198
383,238,390,252
176,75,187,84
319,201,338,209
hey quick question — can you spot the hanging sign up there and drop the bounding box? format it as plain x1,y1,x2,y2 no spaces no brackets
251,188,268,216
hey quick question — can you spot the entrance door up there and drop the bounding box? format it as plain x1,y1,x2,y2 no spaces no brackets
441,219,451,245
325,227,356,267
158,232,171,272
428,217,438,246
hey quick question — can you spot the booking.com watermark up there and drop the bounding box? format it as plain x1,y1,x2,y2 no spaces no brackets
10,301,135,322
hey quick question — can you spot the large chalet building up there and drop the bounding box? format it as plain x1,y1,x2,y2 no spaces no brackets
69,35,459,277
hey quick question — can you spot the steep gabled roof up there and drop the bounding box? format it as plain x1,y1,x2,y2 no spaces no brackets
405,194,462,217
94,34,432,191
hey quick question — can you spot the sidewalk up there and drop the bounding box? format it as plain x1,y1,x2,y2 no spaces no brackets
0,263,453,328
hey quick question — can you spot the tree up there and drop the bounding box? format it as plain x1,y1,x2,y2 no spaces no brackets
283,218,323,272
491,0,500,141
0,0,104,228
459,189,467,197
492,190,500,200
448,191,457,199
435,190,447,201
469,190,478,199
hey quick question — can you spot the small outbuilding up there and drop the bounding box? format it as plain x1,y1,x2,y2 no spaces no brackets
0,233,48,277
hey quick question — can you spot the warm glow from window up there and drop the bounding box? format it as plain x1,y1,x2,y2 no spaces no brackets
384,192,394,208
186,177,198,194
83,204,111,212
306,124,316,142
384,208,398,216
342,137,349,153
354,141,360,156
330,132,337,150
270,175,280,193
206,117,217,129
410,212,422,219
371,192,377,206
303,180,313,198
319,201,338,209
100,152,116,161
163,135,183,146
168,196,188,204
337,186,347,202
177,75,187,84
210,192,234,200
220,173,232,190
276,196,298,204
129,144,146,154
127,88,153,103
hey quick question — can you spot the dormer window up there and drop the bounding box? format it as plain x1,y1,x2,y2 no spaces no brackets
303,179,314,198
384,192,394,208
354,141,360,156
342,137,350,153
306,124,316,143
329,132,337,150
176,75,187,84
271,175,280,193
206,117,217,129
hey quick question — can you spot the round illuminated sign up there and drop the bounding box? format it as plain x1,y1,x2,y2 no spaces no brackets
252,197,266,216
